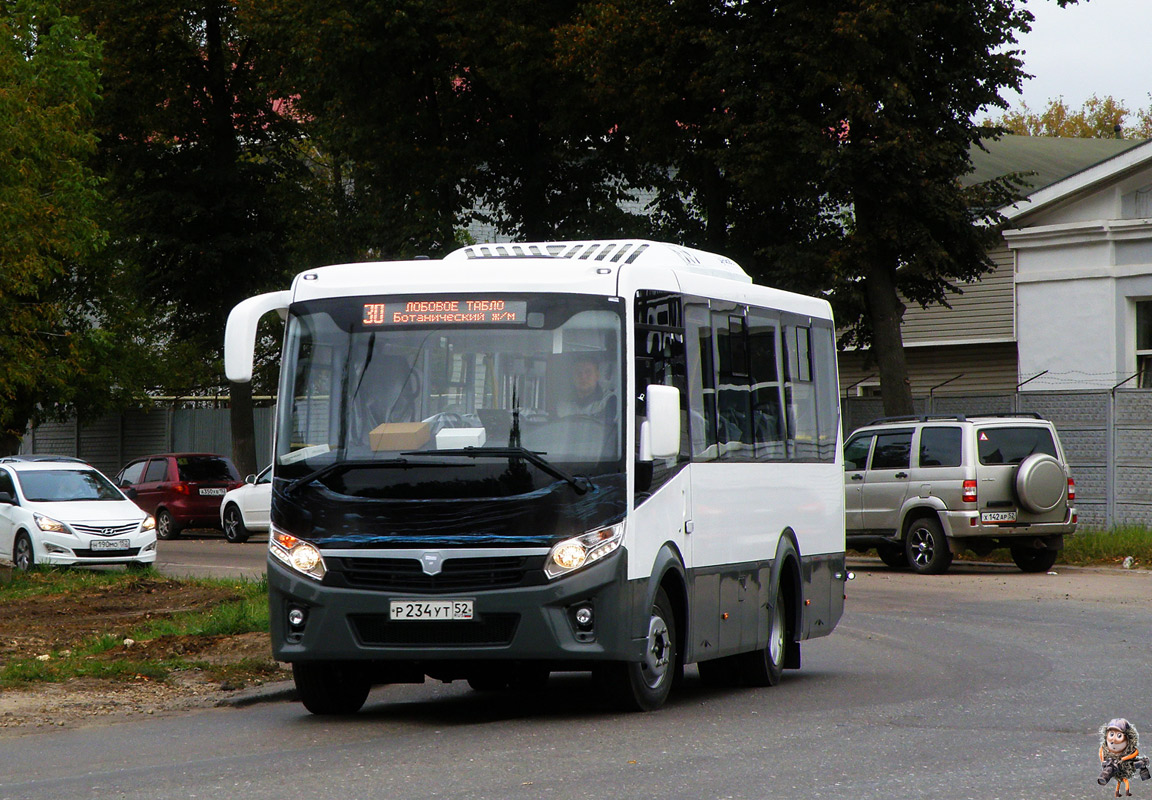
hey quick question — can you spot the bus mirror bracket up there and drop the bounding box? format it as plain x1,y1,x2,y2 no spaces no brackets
641,384,680,461
225,290,291,383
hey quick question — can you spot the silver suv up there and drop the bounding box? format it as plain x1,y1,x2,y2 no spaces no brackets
843,414,1077,574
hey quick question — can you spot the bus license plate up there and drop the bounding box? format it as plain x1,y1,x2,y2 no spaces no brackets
91,538,130,551
390,600,473,621
980,510,1017,524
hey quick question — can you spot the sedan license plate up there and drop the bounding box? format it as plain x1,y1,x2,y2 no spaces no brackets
980,509,1017,524
390,600,473,621
91,538,130,551
199,487,226,496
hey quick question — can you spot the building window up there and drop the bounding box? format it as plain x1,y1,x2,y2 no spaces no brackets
1138,301,1152,388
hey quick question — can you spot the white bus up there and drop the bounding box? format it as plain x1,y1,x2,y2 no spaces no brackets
225,240,847,714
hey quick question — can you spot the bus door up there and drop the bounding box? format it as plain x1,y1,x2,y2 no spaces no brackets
633,289,693,571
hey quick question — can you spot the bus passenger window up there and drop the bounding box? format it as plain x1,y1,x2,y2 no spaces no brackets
715,311,753,459
686,301,718,461
811,325,840,462
785,325,818,460
749,309,785,461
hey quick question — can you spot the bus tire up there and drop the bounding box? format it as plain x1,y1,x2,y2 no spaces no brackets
697,656,741,687
609,587,677,711
292,661,372,715
737,580,788,687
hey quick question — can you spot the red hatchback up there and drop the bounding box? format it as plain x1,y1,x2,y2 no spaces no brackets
116,453,241,540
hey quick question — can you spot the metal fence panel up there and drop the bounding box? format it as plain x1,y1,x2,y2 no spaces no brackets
22,407,274,477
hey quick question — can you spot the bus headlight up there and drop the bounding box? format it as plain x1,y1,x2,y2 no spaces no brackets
270,528,327,581
545,522,624,579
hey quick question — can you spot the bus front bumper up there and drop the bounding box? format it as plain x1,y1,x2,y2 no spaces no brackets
267,551,646,671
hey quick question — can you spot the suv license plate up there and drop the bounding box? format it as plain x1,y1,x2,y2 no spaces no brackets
91,538,130,551
981,510,1017,523
390,600,473,621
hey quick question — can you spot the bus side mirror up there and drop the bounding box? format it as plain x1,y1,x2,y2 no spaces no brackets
225,290,291,383
640,385,681,461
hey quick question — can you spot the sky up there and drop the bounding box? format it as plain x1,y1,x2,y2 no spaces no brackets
1006,0,1152,113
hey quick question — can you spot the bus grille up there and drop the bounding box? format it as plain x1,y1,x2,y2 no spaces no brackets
330,555,546,593
350,613,520,647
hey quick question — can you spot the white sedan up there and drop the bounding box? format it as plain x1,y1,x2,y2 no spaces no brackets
219,465,271,544
0,457,157,570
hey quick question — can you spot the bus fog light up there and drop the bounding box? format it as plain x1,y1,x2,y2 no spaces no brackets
574,606,593,626
287,607,306,627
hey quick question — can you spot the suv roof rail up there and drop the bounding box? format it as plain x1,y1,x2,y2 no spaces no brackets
968,411,1045,420
866,414,967,425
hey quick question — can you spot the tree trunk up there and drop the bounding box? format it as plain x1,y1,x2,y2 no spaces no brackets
863,263,915,417
229,380,258,478
0,430,21,458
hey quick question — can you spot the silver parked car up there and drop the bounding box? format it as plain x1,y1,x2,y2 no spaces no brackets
843,413,1077,574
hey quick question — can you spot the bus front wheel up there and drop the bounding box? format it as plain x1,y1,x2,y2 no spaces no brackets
606,588,678,711
292,661,372,715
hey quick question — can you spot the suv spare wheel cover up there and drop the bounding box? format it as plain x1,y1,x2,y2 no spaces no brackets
1014,453,1066,514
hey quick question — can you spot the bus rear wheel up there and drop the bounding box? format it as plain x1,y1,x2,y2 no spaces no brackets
737,581,789,687
292,662,372,715
606,588,677,711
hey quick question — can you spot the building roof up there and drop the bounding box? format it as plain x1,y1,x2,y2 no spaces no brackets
966,134,1143,193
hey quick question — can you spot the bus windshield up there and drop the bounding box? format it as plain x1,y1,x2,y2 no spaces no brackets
275,293,625,499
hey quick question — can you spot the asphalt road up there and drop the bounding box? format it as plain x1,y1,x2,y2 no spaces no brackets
153,529,269,580
3,558,1149,800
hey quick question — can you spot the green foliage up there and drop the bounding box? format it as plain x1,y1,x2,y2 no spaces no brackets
990,95,1152,139
67,0,313,398
1,0,1091,432
0,0,111,446
561,0,1042,414
244,0,657,258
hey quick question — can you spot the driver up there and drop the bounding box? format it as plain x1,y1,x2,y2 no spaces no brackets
557,354,617,420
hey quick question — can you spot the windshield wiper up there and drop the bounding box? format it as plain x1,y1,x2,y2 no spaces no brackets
402,446,594,495
284,457,465,496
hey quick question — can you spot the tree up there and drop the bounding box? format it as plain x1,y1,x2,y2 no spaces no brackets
0,0,123,453
991,95,1152,138
244,0,659,258
562,0,1060,415
66,0,314,475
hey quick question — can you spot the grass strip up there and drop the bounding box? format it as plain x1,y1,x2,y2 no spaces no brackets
0,568,270,689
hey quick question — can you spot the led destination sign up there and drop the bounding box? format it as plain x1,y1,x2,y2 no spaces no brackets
362,299,528,326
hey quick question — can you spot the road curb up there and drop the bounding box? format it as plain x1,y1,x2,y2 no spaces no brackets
216,679,297,708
